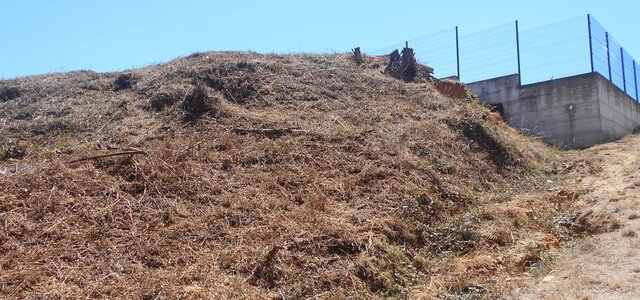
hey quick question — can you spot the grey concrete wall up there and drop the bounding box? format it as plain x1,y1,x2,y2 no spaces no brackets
596,74,640,143
467,72,640,149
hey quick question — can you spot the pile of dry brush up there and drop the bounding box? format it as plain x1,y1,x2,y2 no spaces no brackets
0,52,562,299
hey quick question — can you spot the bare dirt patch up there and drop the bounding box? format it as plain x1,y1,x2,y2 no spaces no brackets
508,134,640,299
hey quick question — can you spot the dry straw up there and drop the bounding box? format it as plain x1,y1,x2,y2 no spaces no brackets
0,52,567,299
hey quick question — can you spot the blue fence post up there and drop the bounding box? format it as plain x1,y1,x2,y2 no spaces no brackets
588,14,594,73
456,26,460,79
606,32,612,81
634,61,638,101
515,20,521,86
622,48,627,92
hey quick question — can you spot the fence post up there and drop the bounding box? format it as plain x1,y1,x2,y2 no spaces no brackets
621,48,627,92
606,32,612,81
515,20,521,86
634,61,638,101
588,14,594,73
455,26,460,79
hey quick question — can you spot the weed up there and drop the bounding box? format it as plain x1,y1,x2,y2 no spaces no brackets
54,138,72,155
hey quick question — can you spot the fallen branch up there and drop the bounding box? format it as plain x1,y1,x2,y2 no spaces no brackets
69,149,148,163
231,127,306,139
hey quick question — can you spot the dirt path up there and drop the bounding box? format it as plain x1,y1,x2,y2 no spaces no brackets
511,135,640,299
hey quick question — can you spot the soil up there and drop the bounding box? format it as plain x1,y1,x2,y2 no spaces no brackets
508,134,640,299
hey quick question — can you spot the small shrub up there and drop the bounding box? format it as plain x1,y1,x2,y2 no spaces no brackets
150,92,178,111
113,74,135,91
0,86,20,102
13,111,32,120
54,138,73,155
0,145,26,161
182,86,217,121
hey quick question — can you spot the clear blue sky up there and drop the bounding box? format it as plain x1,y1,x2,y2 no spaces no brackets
1,0,639,79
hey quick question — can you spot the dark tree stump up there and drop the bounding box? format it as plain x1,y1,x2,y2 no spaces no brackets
401,47,417,81
353,47,363,65
385,47,417,82
385,49,402,75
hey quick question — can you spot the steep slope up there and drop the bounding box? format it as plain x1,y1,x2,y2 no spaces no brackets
0,52,561,299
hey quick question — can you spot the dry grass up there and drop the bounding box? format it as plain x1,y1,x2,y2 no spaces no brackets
0,52,567,298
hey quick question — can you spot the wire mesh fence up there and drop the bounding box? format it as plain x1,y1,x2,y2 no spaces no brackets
622,49,637,98
519,16,590,84
370,27,458,79
368,14,640,101
589,16,610,79
588,15,638,100
458,22,518,83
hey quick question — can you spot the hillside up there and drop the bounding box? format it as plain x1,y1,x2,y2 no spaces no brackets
0,52,569,299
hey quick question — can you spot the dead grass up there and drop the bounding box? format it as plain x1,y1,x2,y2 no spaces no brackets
0,52,567,298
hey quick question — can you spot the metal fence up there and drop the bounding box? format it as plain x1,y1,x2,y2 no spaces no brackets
371,27,459,79
370,14,640,101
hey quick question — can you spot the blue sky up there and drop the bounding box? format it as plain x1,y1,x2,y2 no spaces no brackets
1,0,639,79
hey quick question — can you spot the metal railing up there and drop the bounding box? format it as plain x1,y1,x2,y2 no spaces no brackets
369,14,639,101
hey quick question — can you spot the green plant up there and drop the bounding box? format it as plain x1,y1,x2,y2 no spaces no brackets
54,138,72,155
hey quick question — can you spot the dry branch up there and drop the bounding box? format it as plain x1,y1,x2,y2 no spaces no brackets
231,127,307,139
69,149,148,163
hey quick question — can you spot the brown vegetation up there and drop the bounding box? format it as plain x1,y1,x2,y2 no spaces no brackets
0,52,577,299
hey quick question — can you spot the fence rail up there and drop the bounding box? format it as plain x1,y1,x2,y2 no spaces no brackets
369,14,640,102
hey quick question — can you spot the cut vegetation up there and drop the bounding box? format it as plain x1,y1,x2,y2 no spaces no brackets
0,52,592,299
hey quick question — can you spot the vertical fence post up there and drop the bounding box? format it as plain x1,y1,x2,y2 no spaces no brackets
621,48,627,92
606,32,612,81
588,14,594,73
455,26,460,79
634,61,638,101
515,20,521,86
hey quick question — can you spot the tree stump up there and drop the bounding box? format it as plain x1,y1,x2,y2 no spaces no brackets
353,47,363,65
385,47,418,82
385,49,402,75
401,47,417,81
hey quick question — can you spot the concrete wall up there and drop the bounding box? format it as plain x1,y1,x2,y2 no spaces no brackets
467,72,640,149
596,75,640,143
